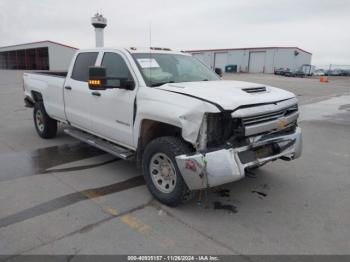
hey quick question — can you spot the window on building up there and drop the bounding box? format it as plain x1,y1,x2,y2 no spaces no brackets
17,50,26,69
38,48,49,70
0,47,49,70
28,49,36,70
0,53,6,69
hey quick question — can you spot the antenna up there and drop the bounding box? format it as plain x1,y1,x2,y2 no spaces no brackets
149,22,152,86
149,22,152,50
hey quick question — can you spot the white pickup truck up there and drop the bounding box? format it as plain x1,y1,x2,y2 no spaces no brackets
23,47,302,206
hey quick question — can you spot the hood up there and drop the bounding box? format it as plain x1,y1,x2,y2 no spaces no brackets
155,80,296,110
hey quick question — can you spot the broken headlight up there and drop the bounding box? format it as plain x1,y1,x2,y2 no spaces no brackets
200,112,243,149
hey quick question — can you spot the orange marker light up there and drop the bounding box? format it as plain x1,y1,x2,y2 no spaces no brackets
89,80,101,85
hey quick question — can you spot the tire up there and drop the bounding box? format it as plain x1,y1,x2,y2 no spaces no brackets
142,136,193,206
33,102,57,139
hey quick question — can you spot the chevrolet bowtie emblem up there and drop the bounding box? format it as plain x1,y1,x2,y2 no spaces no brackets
277,118,287,129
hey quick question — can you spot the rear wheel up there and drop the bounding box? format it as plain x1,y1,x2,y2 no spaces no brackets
33,102,57,139
142,136,193,206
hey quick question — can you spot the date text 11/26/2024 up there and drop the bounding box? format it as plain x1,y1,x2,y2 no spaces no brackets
127,255,220,261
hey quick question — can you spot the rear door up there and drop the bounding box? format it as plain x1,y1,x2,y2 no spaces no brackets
64,52,99,131
89,51,137,148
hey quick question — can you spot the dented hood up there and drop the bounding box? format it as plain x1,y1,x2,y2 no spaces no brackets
156,80,296,110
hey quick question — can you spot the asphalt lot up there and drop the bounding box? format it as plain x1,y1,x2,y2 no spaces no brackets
0,70,349,257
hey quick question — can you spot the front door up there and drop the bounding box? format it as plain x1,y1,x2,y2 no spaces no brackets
89,51,137,148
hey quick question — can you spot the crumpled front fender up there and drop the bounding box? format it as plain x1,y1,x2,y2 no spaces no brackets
178,102,220,145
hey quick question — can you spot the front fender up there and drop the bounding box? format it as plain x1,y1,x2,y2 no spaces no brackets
133,88,220,147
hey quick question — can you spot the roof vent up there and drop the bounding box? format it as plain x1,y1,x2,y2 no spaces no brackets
242,87,267,93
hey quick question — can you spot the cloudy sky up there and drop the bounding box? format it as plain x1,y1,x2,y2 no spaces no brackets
0,0,349,66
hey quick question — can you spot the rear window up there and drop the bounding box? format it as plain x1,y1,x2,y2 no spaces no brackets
71,52,98,82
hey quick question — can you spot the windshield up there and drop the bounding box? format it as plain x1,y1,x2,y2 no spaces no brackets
132,53,220,86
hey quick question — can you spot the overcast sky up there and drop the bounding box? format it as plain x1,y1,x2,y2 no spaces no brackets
0,0,349,66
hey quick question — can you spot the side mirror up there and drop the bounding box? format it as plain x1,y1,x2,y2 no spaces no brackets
215,67,223,77
88,66,135,90
118,78,135,90
88,66,107,90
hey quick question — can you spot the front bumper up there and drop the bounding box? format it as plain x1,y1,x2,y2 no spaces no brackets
175,127,302,190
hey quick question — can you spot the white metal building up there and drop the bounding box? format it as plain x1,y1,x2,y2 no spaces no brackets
0,40,78,71
186,47,312,73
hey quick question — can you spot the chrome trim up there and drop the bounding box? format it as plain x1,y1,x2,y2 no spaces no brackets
244,111,298,136
231,97,298,118
242,104,298,125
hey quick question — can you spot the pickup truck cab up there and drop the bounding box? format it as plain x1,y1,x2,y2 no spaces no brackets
24,47,302,206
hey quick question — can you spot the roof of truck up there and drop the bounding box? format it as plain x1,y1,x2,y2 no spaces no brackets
78,47,188,55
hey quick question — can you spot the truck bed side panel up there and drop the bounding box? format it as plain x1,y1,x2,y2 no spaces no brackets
24,73,66,121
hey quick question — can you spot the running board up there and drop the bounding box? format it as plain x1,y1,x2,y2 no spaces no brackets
64,128,134,160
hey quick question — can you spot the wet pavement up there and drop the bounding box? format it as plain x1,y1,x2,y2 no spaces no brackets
0,70,350,256
300,95,350,123
0,143,107,181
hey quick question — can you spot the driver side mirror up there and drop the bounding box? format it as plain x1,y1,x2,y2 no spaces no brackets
88,66,135,90
215,67,223,77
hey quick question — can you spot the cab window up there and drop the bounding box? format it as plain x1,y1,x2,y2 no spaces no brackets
101,52,132,80
71,52,98,82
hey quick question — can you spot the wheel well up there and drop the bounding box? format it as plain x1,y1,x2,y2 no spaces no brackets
136,120,184,167
31,91,43,103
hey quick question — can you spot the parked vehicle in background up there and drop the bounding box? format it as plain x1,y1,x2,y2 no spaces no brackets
277,65,314,77
324,70,332,76
314,69,325,76
284,69,305,78
23,47,302,206
325,69,342,76
344,70,350,76
333,69,350,76
314,68,350,77
283,69,293,77
300,64,315,76
295,70,307,77
274,68,289,76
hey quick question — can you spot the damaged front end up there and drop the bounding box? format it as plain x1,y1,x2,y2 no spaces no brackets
175,98,302,190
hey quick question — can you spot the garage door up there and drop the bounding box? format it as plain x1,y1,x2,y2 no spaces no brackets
192,53,212,69
214,52,228,72
249,52,266,73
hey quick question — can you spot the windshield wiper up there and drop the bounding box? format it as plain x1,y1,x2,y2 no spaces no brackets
150,81,175,87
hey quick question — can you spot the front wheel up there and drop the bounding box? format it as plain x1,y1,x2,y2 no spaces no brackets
33,102,57,139
142,136,193,206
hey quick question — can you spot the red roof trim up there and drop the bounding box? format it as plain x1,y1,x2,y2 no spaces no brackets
0,40,78,50
186,46,312,55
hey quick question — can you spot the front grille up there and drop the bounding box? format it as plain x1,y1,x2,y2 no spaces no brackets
242,86,266,93
242,104,298,126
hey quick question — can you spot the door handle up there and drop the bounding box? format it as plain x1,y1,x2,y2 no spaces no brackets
91,91,101,97
64,86,72,90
